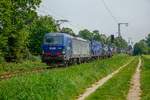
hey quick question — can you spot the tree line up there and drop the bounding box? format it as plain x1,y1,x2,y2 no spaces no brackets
0,0,128,63
133,34,150,55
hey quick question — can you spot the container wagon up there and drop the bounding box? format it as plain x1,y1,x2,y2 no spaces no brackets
90,40,103,59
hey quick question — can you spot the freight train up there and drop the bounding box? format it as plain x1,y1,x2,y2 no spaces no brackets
42,33,113,66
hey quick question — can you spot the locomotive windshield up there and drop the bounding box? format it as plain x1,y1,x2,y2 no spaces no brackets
45,36,63,45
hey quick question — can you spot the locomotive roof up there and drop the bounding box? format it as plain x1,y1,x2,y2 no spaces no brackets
44,32,88,42
44,32,73,38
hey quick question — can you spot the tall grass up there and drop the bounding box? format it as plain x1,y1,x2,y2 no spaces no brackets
86,57,138,100
141,55,150,100
0,54,133,100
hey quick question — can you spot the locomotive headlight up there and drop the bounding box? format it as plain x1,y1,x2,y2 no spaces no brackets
42,50,44,54
62,50,65,54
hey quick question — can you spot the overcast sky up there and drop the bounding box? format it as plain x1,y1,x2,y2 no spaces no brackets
38,0,150,43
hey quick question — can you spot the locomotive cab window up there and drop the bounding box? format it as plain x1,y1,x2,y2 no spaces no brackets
45,36,63,45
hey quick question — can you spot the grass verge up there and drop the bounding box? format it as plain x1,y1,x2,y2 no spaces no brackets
141,55,150,100
0,54,133,100
86,57,138,100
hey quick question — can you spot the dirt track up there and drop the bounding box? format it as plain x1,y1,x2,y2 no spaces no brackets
127,58,141,100
77,58,134,100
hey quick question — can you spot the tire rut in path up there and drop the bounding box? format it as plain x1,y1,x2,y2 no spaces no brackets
77,58,134,100
127,58,141,100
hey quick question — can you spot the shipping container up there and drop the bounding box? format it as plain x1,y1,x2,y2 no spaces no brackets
72,37,90,58
91,40,103,58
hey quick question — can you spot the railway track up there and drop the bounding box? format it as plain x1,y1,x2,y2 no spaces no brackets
0,67,55,80
0,56,120,81
0,61,94,80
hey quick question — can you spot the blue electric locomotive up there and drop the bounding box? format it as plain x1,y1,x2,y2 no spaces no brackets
42,33,91,66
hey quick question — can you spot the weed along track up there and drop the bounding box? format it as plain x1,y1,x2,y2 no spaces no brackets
0,55,130,81
77,58,135,100
0,67,54,80
127,58,142,100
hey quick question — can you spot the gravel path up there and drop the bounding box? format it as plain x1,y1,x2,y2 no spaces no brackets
77,58,134,100
127,58,141,100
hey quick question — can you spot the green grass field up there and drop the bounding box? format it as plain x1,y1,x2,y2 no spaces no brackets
0,54,133,100
86,57,138,100
141,55,150,100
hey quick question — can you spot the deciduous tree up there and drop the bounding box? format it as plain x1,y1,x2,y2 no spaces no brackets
61,27,75,36
28,16,58,55
0,0,41,62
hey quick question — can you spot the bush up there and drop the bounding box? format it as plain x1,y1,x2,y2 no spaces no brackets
0,56,5,64
26,52,41,62
29,55,41,62
0,52,5,64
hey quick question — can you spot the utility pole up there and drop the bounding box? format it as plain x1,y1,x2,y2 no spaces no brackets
128,37,131,45
118,23,128,37
56,19,69,31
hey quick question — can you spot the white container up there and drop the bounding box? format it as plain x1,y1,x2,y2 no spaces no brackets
71,37,90,58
